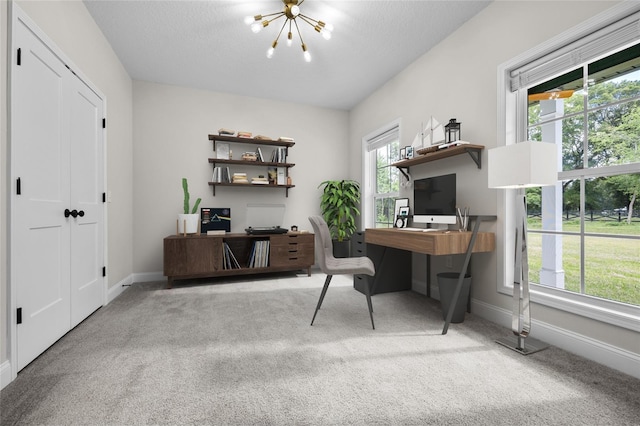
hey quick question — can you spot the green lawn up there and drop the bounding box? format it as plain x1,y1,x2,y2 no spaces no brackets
527,218,640,306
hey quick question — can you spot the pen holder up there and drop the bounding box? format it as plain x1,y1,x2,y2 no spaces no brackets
456,208,469,232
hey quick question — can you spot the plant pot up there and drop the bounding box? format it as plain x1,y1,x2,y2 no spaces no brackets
332,240,350,258
177,213,199,234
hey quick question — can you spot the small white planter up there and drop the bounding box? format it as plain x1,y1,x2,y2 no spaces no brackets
177,213,199,234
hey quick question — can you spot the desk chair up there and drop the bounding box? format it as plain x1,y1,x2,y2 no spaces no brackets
308,215,376,329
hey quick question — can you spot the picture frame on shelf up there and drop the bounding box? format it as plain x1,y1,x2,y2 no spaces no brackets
393,198,409,228
216,143,230,160
400,147,406,159
406,146,414,159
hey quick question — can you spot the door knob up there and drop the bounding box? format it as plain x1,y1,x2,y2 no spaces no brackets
64,208,71,218
78,210,85,217
70,209,78,218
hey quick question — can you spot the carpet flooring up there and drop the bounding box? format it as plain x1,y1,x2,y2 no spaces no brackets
1,272,639,425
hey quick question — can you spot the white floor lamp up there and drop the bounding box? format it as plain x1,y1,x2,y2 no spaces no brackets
488,141,558,355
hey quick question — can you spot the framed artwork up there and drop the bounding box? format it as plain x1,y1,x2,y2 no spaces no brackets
406,146,414,159
393,198,409,228
400,147,406,159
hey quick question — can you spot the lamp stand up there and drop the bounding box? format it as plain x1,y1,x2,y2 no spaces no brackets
496,192,548,355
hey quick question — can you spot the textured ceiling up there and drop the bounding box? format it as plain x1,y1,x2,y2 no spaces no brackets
84,0,491,110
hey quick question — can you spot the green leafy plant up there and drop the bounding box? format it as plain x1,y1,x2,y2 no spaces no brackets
318,180,361,242
182,178,202,214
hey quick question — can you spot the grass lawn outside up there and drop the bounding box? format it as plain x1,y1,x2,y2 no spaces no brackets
527,218,640,306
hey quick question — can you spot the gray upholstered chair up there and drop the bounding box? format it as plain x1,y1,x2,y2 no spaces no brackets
308,215,376,329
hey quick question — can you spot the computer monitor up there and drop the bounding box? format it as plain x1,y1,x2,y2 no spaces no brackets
413,173,457,225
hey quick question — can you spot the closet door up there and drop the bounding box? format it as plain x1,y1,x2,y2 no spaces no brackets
12,16,105,370
13,18,72,371
69,76,104,328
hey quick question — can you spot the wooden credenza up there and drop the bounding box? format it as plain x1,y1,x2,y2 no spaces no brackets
163,232,314,288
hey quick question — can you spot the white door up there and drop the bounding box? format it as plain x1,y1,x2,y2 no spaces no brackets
69,76,104,328
12,17,104,370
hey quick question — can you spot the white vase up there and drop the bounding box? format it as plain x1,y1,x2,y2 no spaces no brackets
177,213,199,234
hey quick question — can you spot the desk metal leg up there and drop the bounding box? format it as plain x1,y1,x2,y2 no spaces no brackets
441,218,483,334
426,254,431,298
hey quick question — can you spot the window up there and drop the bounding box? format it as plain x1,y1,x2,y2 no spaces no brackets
363,122,400,229
499,3,640,330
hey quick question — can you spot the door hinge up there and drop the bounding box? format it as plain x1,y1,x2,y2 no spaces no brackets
102,192,106,203
17,308,22,324
17,48,21,66
16,177,21,195
102,266,106,277
102,118,106,129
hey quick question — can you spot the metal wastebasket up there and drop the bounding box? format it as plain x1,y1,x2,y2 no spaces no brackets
437,272,471,323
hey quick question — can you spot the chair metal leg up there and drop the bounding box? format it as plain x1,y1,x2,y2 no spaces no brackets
362,277,375,330
311,275,332,326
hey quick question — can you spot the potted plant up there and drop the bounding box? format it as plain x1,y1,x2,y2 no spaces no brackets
318,179,361,257
178,177,202,234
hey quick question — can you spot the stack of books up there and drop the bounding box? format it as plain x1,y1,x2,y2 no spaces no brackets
278,136,294,143
251,176,269,185
237,131,252,138
241,152,257,161
218,128,235,136
232,173,249,184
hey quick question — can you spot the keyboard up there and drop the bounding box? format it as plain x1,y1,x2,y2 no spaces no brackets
398,227,442,232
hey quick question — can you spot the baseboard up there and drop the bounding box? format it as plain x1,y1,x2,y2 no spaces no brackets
471,298,640,380
1,360,12,390
133,271,165,283
106,274,133,304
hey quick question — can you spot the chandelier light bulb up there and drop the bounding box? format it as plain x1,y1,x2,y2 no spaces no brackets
244,16,254,25
267,40,278,59
290,5,300,16
321,28,331,40
324,23,334,32
302,44,311,62
251,22,262,33
287,32,293,47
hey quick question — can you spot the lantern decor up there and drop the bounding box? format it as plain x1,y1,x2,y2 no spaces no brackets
444,118,461,143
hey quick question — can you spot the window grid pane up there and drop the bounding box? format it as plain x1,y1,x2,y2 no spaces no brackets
526,46,640,308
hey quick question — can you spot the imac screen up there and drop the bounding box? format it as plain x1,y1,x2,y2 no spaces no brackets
413,173,456,225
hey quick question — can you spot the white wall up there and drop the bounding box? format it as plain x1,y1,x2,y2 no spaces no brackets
132,80,349,274
349,0,640,358
1,0,134,366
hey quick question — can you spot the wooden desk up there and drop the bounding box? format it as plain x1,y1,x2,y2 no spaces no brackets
365,229,495,256
365,216,496,334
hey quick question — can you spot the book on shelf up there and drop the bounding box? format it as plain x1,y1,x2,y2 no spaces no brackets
206,230,226,236
278,136,294,143
222,243,240,270
212,166,231,183
237,131,252,138
256,147,265,162
218,128,235,136
254,135,272,141
276,167,286,185
247,240,270,268
251,176,269,185
270,147,287,163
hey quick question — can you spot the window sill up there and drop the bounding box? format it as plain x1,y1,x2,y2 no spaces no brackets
499,284,640,332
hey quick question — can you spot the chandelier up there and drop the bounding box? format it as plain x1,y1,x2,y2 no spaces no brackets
244,0,333,62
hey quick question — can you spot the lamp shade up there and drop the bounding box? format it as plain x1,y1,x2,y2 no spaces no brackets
488,141,558,189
